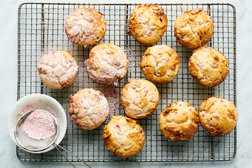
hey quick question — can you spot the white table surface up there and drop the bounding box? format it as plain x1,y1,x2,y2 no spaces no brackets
0,0,250,167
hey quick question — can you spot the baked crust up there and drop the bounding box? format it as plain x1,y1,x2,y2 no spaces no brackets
174,8,214,49
65,7,106,48
159,102,199,141
199,97,238,136
128,4,168,45
139,45,180,83
68,88,109,130
85,43,128,86
37,50,79,90
120,79,159,119
103,116,145,158
188,46,229,87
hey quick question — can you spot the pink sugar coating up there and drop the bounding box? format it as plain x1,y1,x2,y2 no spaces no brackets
21,104,37,114
21,108,56,140
21,104,56,116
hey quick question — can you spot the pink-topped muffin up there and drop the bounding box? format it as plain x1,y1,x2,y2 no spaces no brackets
68,88,109,130
85,43,128,86
65,7,107,48
37,50,79,90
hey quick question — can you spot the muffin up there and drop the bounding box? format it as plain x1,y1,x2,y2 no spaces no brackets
68,88,109,130
128,4,168,45
188,46,229,87
103,116,145,158
139,45,180,83
121,79,159,119
65,7,106,48
37,50,79,90
85,43,128,86
159,102,199,141
199,97,238,136
174,8,214,49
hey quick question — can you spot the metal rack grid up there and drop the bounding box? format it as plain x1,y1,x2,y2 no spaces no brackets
17,3,236,162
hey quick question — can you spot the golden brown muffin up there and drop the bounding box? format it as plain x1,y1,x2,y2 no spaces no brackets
121,79,159,119
103,116,145,158
174,8,214,49
128,4,168,45
65,7,106,48
188,46,229,87
85,43,128,86
68,88,109,130
199,97,238,136
139,45,180,83
159,102,199,141
37,50,79,90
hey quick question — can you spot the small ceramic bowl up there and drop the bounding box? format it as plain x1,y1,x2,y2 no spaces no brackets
8,94,67,154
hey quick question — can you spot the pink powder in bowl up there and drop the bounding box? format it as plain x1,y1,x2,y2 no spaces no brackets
21,109,56,140
21,104,56,116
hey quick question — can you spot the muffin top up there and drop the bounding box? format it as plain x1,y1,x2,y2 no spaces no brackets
159,102,199,141
199,97,238,136
121,79,159,119
65,7,106,48
188,46,229,87
139,45,180,83
68,88,109,130
103,116,145,158
85,43,128,86
174,8,214,49
128,4,168,45
37,50,79,90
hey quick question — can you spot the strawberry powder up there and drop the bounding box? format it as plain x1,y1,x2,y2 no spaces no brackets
21,109,56,140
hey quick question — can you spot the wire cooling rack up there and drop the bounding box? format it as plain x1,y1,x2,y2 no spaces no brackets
17,3,236,162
